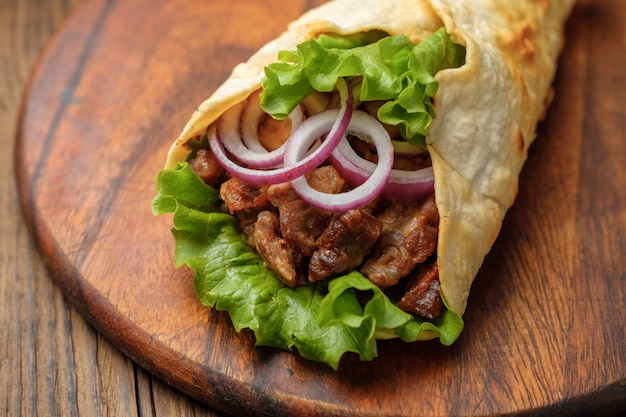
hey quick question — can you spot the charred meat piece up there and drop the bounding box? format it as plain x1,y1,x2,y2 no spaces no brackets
309,209,382,282
220,177,270,245
360,194,439,288
267,183,331,258
305,165,347,193
253,210,302,287
267,166,345,258
188,148,226,188
397,262,443,319
220,176,269,214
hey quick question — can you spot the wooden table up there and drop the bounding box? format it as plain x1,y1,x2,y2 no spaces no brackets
3,0,626,416
0,0,224,415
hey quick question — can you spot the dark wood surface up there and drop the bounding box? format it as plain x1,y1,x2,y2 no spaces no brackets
11,0,626,416
2,0,223,415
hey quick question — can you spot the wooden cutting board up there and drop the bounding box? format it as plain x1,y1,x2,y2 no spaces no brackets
15,0,626,415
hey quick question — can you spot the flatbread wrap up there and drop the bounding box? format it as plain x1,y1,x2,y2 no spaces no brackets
152,0,575,368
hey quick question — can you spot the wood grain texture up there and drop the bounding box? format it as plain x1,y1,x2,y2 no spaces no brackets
1,0,224,416
12,0,626,416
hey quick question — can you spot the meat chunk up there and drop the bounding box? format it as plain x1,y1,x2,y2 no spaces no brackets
220,176,269,214
253,211,301,287
360,194,439,288
306,165,347,194
266,166,344,258
308,209,382,282
267,183,330,258
220,177,270,245
375,199,417,229
188,148,225,187
397,262,442,319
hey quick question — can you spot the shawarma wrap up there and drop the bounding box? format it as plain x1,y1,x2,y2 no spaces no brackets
153,0,575,368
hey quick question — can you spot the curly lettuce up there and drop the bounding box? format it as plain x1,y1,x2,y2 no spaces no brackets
261,27,466,147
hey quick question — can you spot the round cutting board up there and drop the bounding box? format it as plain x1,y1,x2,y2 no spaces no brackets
15,0,626,416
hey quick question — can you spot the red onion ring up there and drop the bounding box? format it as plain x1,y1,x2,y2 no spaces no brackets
330,135,434,199
208,77,432,211
208,79,353,185
287,110,394,212
240,90,269,153
217,95,304,169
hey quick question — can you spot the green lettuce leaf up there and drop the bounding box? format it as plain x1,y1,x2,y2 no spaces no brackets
153,163,464,369
260,27,465,147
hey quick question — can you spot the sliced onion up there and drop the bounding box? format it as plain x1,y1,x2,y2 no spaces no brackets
240,90,269,153
215,103,248,158
384,167,435,199
288,110,394,212
209,79,353,185
217,95,304,169
331,135,434,199
208,77,431,211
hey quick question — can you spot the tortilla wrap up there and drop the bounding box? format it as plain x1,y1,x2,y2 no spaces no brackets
163,0,574,319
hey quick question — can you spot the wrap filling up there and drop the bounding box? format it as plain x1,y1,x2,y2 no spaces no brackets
153,28,466,369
